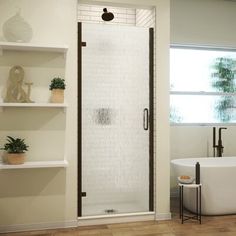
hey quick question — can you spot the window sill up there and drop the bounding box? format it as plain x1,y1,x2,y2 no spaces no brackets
170,123,236,126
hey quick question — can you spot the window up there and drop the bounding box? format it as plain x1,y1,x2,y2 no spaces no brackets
170,46,236,124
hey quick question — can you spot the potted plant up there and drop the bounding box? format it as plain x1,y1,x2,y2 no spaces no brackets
1,136,29,164
49,77,66,103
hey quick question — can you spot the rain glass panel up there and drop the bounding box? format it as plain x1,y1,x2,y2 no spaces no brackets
82,23,150,216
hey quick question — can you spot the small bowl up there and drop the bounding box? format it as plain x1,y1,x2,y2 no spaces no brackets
178,176,194,184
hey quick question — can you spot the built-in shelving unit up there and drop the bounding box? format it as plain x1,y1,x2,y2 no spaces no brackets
0,160,68,169
0,41,69,168
0,41,68,53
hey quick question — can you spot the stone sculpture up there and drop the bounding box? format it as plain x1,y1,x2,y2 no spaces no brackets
4,65,34,103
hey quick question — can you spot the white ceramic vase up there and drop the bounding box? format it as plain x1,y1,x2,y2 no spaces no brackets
2,11,33,43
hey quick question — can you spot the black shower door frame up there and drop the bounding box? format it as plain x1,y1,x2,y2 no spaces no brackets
77,22,154,217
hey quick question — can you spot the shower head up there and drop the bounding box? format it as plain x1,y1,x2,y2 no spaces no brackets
101,8,114,21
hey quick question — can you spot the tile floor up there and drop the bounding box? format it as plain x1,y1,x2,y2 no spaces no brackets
2,197,236,236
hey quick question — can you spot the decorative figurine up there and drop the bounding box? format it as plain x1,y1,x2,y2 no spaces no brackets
4,65,34,103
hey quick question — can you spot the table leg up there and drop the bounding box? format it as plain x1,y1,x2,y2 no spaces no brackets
200,185,201,224
179,185,181,219
196,187,198,220
181,185,183,224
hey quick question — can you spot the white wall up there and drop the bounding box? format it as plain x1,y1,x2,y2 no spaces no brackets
171,0,236,47
170,0,236,190
171,126,236,160
0,0,78,230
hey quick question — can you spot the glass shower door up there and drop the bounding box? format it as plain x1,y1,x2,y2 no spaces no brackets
81,23,152,216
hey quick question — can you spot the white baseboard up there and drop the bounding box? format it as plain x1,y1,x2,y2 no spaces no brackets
0,212,172,233
155,212,172,220
78,212,155,226
0,220,78,234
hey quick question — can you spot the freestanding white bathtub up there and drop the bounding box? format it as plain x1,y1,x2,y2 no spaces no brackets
171,157,236,215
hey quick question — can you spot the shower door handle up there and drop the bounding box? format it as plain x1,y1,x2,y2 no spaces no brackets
143,108,149,130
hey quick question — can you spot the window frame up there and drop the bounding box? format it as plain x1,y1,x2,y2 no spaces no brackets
170,44,236,126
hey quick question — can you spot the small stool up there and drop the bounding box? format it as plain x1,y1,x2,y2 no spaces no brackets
179,183,202,224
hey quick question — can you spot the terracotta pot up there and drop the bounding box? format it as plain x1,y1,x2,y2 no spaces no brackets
6,153,25,165
51,89,64,103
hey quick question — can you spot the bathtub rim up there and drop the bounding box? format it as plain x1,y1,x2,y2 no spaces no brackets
171,157,236,168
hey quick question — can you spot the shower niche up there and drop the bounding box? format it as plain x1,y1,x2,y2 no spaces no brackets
78,4,155,217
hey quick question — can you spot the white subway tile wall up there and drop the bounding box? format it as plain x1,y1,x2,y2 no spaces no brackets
78,4,136,25
136,9,155,28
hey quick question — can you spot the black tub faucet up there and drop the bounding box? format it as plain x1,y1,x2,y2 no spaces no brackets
213,127,227,157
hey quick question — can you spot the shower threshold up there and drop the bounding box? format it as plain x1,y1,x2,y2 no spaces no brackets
78,211,155,226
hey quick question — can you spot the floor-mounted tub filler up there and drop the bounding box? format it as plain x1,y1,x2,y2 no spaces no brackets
171,157,236,215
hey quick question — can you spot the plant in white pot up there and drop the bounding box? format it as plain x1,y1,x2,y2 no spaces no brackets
1,136,29,164
49,77,66,103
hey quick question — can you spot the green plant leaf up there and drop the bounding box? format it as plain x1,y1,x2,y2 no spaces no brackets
49,77,66,90
1,136,29,153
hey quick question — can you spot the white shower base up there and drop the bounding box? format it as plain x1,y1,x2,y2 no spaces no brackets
78,211,155,227
83,202,148,216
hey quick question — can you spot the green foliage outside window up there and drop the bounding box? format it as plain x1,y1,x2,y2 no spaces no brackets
211,57,236,122
170,105,183,123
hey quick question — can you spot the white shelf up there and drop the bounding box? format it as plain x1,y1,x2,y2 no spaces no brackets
0,160,68,169
0,102,68,108
0,41,68,53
